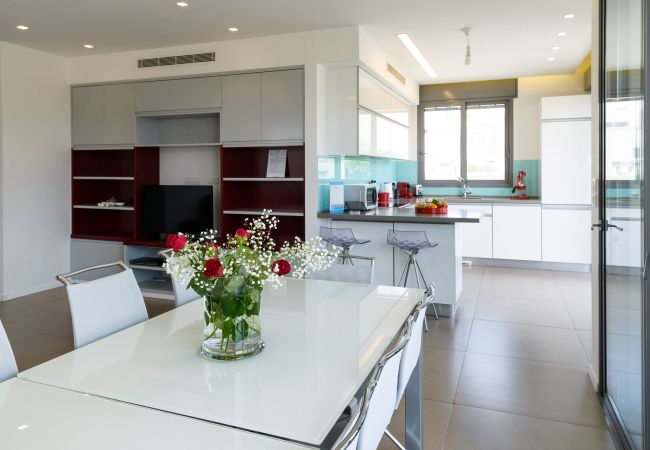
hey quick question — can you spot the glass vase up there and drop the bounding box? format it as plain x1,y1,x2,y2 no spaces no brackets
200,289,264,361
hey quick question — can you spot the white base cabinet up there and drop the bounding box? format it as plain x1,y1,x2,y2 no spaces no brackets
493,204,542,261
607,208,643,268
541,207,591,264
459,204,493,258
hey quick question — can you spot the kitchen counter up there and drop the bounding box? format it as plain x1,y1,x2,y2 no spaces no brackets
317,205,483,224
387,196,541,206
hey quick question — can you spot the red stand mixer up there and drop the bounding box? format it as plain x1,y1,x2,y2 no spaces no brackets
511,170,529,199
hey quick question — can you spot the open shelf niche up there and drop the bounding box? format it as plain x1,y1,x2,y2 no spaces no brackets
220,145,305,245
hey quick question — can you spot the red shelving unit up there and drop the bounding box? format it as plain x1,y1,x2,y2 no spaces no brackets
71,147,161,243
220,145,305,245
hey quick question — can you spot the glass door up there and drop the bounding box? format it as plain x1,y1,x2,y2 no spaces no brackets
601,0,645,448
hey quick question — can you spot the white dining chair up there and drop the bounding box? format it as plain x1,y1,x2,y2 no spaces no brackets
0,320,18,382
310,255,375,285
383,290,434,449
333,320,411,450
159,250,204,307
56,262,149,348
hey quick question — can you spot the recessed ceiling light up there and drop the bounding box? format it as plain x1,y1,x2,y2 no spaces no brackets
396,33,437,78
83,44,94,49
176,1,189,6
17,425,29,431
552,46,561,50
564,13,575,19
16,25,29,30
228,27,239,32
548,57,556,62
557,32,567,37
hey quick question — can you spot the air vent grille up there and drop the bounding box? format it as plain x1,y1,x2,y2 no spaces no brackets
137,52,216,68
386,62,406,85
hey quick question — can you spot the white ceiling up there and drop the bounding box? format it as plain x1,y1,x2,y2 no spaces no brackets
0,0,591,83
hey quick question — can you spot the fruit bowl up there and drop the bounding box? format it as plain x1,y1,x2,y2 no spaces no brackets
415,198,448,215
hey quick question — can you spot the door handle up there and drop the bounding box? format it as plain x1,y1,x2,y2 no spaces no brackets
591,220,624,231
591,223,601,230
644,252,650,280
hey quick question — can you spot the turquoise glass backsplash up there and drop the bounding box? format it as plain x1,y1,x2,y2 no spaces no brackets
317,156,540,210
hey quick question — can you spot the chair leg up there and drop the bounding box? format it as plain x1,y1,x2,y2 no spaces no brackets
384,430,407,450
414,257,438,323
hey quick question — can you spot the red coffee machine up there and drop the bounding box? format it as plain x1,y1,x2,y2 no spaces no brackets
397,182,413,198
511,170,528,199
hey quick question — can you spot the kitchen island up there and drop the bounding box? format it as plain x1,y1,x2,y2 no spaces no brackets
317,205,483,317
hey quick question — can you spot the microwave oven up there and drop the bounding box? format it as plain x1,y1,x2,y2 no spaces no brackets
344,184,378,210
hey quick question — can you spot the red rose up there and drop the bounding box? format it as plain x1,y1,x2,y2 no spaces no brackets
166,233,188,252
203,257,224,278
235,228,250,239
272,259,291,276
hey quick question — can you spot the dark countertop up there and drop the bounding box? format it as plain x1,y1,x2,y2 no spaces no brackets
317,205,482,224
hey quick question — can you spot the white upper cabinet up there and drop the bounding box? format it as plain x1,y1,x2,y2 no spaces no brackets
221,73,262,144
541,95,591,120
541,111,592,205
260,69,304,142
221,69,304,145
72,83,135,147
324,66,412,160
134,77,221,113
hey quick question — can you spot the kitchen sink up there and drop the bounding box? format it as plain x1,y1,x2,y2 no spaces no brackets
445,196,483,200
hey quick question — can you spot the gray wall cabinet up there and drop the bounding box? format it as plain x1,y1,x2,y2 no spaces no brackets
72,84,135,147
261,69,304,142
221,73,262,144
134,77,222,113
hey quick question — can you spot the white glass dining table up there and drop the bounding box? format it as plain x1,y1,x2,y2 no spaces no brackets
18,278,425,449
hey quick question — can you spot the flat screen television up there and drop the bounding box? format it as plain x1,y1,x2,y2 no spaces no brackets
142,185,213,235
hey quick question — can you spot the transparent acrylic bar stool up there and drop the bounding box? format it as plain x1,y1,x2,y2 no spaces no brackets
320,227,371,265
387,229,439,330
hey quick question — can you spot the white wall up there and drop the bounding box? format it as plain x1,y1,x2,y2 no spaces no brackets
0,42,71,299
513,73,587,160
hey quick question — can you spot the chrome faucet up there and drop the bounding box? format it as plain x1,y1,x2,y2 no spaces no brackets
458,177,471,198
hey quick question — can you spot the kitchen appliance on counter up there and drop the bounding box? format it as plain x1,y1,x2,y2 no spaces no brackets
381,182,395,199
511,170,529,199
397,182,413,198
411,184,423,196
344,183,378,210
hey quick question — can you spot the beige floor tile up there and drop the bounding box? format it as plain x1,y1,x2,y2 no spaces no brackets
378,399,452,450
475,297,574,328
484,267,555,281
566,303,593,331
467,320,587,366
578,330,593,362
445,405,616,450
12,334,74,371
461,265,484,280
0,292,61,316
479,277,563,302
422,347,465,403
455,353,605,429
423,317,473,351
459,278,481,298
453,296,477,320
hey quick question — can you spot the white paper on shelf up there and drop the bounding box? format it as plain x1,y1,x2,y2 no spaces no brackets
266,149,287,178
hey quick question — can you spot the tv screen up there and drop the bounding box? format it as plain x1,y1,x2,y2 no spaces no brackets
142,185,213,235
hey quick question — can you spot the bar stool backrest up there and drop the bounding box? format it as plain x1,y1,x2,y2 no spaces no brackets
0,320,18,382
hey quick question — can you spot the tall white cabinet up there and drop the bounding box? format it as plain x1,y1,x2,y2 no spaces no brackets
540,95,592,265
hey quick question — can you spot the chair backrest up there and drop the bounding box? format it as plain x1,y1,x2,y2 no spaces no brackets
160,250,203,307
0,320,18,382
57,263,149,348
394,295,431,409
356,324,410,450
310,256,375,285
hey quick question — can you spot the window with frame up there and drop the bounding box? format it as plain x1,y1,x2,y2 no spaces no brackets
420,99,513,187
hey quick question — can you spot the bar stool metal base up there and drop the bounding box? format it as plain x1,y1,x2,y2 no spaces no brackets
397,249,438,331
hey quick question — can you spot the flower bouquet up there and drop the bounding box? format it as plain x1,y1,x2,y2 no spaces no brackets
165,210,338,361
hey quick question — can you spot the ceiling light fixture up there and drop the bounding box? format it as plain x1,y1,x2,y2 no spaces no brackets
16,25,29,30
548,57,556,62
396,33,437,77
83,44,94,49
462,27,472,66
176,1,189,6
558,31,567,37
228,27,239,32
564,13,575,19
17,425,29,431
552,46,561,50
